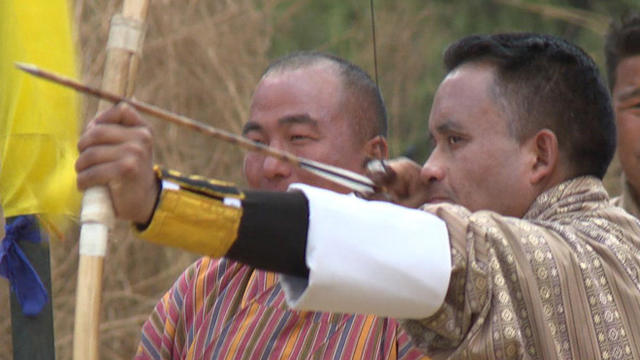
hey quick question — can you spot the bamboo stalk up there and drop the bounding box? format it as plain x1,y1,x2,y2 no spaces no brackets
72,1,149,359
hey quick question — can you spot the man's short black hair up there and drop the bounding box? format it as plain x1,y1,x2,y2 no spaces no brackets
262,51,388,142
605,12,640,90
443,33,615,179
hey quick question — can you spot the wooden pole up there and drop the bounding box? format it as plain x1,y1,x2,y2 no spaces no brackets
72,1,149,359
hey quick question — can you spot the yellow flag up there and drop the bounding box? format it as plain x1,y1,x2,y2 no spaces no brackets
0,0,80,219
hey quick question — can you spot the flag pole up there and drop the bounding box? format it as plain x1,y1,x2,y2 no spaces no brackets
72,0,149,358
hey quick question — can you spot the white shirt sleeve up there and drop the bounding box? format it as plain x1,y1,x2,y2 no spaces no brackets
280,183,451,319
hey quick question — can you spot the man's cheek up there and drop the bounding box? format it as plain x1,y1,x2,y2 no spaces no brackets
243,160,261,186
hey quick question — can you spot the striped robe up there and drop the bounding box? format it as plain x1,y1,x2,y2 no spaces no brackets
403,176,640,359
135,257,429,359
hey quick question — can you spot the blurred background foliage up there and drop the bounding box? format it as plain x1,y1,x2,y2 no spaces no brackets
270,0,635,161
0,0,637,358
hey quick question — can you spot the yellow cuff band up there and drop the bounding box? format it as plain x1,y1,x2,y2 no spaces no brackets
135,168,244,257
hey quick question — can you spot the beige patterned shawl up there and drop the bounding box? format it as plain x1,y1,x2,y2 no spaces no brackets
404,176,640,360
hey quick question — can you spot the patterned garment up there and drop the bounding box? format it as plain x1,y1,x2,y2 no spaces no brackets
135,257,429,359
611,177,640,220
403,176,640,360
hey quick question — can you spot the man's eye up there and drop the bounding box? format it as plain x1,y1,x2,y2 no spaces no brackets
245,135,267,145
290,134,312,142
448,136,462,145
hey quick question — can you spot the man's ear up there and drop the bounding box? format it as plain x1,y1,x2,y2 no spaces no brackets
528,129,559,185
363,136,389,160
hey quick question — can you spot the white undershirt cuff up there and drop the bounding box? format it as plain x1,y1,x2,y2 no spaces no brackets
280,183,451,319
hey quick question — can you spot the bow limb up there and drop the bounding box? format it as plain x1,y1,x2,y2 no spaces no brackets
72,1,149,359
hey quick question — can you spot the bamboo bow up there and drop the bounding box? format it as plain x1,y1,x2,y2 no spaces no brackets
72,1,149,359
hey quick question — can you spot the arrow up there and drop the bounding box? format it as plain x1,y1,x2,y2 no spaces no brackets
16,62,378,194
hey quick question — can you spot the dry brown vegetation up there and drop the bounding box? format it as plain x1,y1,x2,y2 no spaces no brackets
0,0,624,358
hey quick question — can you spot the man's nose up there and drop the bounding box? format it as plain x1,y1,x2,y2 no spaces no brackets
263,154,292,180
420,154,445,183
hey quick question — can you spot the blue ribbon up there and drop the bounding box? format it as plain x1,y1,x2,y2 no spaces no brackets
0,215,49,316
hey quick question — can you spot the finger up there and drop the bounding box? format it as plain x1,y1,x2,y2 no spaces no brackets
356,190,395,203
76,147,150,190
371,158,425,202
91,103,125,126
117,103,149,127
76,161,123,190
401,194,431,209
76,143,118,173
364,158,396,185
76,141,150,174
384,157,419,173
386,159,422,185
78,122,152,152
93,102,147,127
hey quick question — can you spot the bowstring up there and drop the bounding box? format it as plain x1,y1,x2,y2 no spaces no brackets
369,0,379,88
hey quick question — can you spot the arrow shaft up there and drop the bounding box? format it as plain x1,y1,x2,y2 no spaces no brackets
16,63,376,193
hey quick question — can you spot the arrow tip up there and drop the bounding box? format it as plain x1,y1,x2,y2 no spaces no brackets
14,62,39,75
